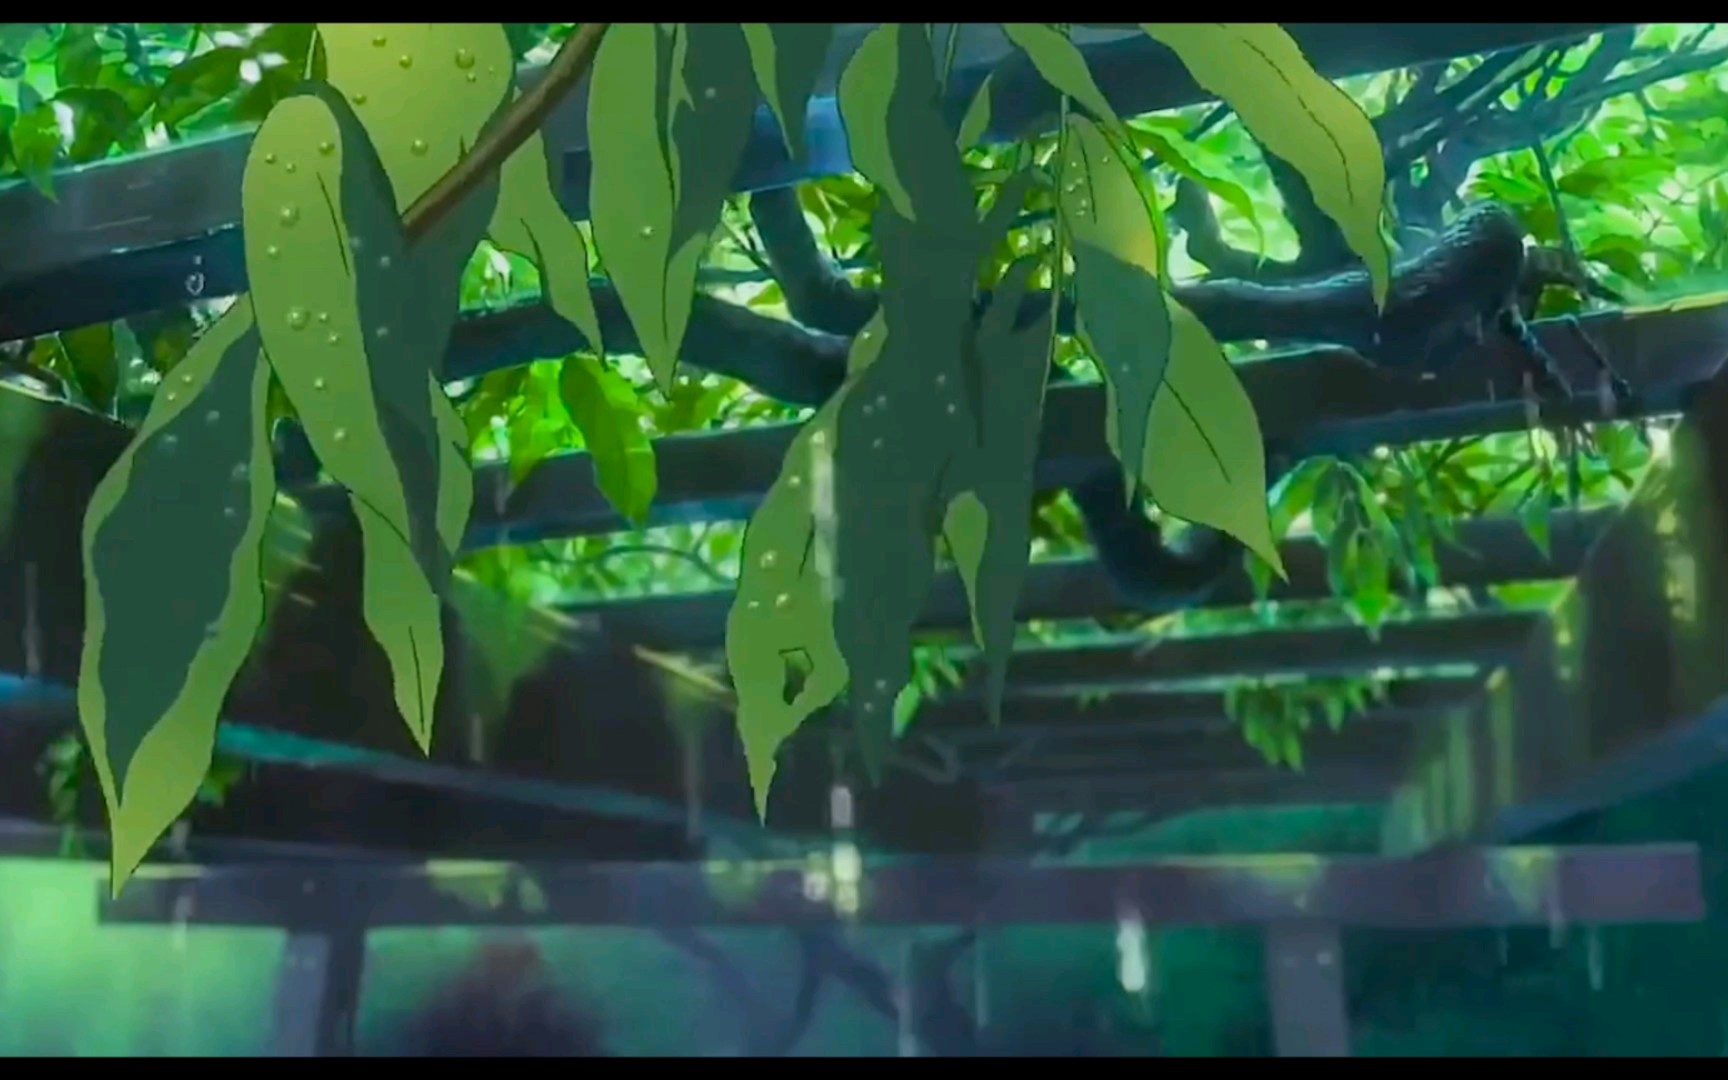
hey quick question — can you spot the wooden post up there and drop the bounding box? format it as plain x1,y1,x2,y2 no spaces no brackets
270,919,368,1056
1263,921,1350,1058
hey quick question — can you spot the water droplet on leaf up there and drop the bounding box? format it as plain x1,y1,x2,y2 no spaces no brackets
160,433,178,449
263,152,277,165
205,409,221,424
279,205,300,227
398,54,413,69
318,140,335,156
333,428,348,442
378,255,392,269
352,93,368,106
758,550,779,570
312,377,327,390
265,244,281,259
455,48,475,69
232,463,248,481
375,326,391,339
284,161,297,174
326,331,341,346
409,139,428,157
286,307,310,330
372,33,388,47
639,225,655,238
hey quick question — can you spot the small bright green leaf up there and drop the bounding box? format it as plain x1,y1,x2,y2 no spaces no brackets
431,378,473,557
316,23,516,210
1061,113,1171,493
838,25,972,224
1111,294,1284,576
58,322,118,412
956,71,995,149
940,260,1051,722
243,85,498,751
1132,124,1265,256
55,24,104,87
79,303,275,892
1520,481,1553,558
1001,23,1124,135
589,23,759,392
742,23,835,158
560,353,658,527
10,103,62,197
1139,23,1391,307
727,405,851,820
487,126,605,363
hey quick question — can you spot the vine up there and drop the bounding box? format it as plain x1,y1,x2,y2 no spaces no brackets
59,23,1393,890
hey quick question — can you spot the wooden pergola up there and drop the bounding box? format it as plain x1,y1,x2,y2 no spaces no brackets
0,21,1713,1058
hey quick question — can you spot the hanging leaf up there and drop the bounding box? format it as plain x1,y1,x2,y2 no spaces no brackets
940,260,1051,723
588,23,759,392
837,24,974,224
742,23,835,158
315,23,517,211
1138,23,1391,306
1110,295,1285,576
486,126,605,364
726,402,851,820
432,383,474,557
956,71,996,150
560,353,658,527
79,305,275,892
58,322,119,413
1060,113,1171,493
833,24,985,777
1001,23,1124,136
242,85,499,752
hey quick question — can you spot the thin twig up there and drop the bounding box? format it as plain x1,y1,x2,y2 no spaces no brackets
402,22,611,243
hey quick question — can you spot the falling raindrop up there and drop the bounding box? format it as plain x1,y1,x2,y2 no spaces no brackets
872,437,884,449
1586,927,1604,992
223,506,237,519
934,373,946,387
22,562,40,679
703,87,717,100
286,307,311,330
204,409,221,424
375,325,391,339
378,255,393,269
160,434,179,450
945,403,957,415
279,205,300,227
231,462,248,481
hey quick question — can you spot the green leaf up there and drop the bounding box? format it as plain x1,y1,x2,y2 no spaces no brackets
1520,479,1553,558
742,23,835,158
1131,124,1265,256
153,46,248,130
1139,23,1391,307
726,404,851,819
58,321,119,412
940,260,1051,723
957,71,996,150
242,85,498,752
1001,24,1124,136
315,23,517,210
837,24,973,224
1060,113,1171,492
78,304,275,892
486,126,605,364
588,23,759,393
560,353,658,527
53,87,135,164
55,24,105,88
10,103,62,197
1110,295,1284,576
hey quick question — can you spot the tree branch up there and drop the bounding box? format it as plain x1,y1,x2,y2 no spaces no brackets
402,22,611,243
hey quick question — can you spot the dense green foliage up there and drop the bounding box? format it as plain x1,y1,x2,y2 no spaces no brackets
1,23,1723,875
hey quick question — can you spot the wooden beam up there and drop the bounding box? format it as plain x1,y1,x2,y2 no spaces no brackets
0,23,1620,341
970,610,1536,691
570,511,1605,651
97,842,1703,929
1383,335,1728,852
985,763,1398,818
445,299,1728,545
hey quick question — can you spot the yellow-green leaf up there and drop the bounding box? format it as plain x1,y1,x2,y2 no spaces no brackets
1138,23,1390,307
1002,23,1124,136
1109,294,1284,576
431,377,473,556
242,85,497,751
588,23,759,392
559,353,658,527
742,23,836,158
1060,114,1171,493
487,126,604,364
79,304,275,892
838,25,973,224
726,406,850,819
315,23,516,210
